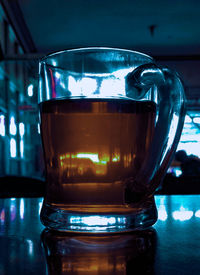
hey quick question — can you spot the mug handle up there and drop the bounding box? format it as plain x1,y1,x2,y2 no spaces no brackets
125,64,186,202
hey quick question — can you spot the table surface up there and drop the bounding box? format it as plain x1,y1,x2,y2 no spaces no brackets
0,195,200,275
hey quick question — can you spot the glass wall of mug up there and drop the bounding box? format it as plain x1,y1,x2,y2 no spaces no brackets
39,48,185,232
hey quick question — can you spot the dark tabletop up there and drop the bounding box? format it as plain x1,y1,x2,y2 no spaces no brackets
0,195,200,275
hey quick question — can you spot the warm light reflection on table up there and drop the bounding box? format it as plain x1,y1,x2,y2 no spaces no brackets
1,195,200,274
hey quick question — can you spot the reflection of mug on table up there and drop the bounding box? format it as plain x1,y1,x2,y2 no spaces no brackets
39,48,185,232
41,228,157,274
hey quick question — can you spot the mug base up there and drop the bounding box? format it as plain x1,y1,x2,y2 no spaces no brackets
40,197,158,233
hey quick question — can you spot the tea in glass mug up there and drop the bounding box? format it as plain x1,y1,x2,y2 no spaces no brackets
39,48,185,232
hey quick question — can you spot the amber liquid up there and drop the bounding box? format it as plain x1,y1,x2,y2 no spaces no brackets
40,98,156,211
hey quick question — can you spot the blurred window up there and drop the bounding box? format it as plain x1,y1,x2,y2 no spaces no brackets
177,112,200,158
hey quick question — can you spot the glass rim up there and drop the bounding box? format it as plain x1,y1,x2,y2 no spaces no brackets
40,47,153,65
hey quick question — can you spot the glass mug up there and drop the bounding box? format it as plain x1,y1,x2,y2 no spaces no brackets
39,47,185,233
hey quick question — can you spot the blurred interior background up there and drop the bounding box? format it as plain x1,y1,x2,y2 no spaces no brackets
0,0,200,196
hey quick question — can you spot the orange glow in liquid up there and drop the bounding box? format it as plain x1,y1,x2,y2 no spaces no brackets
40,98,156,210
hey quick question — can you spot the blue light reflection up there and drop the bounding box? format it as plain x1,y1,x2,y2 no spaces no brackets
26,239,34,256
172,207,193,221
155,195,200,224
10,199,16,221
0,209,5,225
195,210,200,218
70,216,126,226
158,206,168,221
20,199,25,220
69,215,127,231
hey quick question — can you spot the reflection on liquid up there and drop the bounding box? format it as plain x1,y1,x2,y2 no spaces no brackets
41,228,157,275
59,152,129,176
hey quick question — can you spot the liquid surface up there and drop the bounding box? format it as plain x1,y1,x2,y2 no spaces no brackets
40,98,156,208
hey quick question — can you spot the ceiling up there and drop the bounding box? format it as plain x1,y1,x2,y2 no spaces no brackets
17,0,200,56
